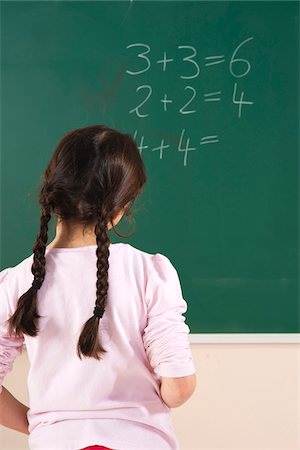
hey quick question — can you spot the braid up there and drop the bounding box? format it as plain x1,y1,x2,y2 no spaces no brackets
77,213,109,360
95,215,110,316
7,207,52,337
32,208,52,284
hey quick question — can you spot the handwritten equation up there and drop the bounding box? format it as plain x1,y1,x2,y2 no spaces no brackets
131,128,219,167
124,37,254,166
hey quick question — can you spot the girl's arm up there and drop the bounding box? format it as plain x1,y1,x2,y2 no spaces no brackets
0,386,30,435
160,373,196,408
0,268,29,435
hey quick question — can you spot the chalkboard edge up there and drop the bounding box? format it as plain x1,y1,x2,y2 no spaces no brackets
188,334,300,344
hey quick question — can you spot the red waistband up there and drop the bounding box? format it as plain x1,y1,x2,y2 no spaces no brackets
80,446,112,450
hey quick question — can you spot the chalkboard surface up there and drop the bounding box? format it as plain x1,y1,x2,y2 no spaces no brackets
1,1,299,333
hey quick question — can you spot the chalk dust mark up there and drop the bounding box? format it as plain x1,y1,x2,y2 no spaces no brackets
121,0,133,25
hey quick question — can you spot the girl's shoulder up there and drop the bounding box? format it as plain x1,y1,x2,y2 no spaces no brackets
116,241,169,260
119,242,178,281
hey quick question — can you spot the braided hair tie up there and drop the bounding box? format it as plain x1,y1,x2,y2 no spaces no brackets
93,306,105,318
32,278,43,290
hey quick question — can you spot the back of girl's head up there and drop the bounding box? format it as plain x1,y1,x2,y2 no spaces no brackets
43,125,146,227
7,124,147,360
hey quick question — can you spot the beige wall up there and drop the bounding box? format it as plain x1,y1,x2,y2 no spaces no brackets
1,344,299,450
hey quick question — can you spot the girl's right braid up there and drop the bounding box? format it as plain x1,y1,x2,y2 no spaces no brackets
7,206,51,338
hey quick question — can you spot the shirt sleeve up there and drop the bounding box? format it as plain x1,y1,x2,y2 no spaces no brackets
143,253,196,378
0,268,24,395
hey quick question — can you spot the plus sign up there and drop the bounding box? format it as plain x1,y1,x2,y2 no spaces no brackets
152,139,170,159
161,94,173,112
156,51,174,71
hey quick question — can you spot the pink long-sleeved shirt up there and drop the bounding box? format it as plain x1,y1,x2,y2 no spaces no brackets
0,242,195,450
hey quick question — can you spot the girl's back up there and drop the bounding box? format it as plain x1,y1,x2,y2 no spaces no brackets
0,125,196,450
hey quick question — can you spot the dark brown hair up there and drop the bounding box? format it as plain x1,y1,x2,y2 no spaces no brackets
7,125,147,360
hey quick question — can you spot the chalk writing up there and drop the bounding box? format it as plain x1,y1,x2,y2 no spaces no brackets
200,135,219,145
133,130,149,154
178,46,200,79
204,91,221,102
129,85,152,118
229,37,253,78
126,43,151,75
152,139,170,159
160,94,173,112
178,128,197,166
133,129,219,167
157,51,174,71
125,37,254,164
179,86,197,114
232,82,254,118
205,55,225,66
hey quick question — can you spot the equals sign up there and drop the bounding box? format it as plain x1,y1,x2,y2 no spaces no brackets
200,135,219,145
204,55,225,66
204,91,221,102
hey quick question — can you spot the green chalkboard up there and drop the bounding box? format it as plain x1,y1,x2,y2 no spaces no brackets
0,1,299,334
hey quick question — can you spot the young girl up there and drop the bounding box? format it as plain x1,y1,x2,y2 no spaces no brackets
0,125,196,450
